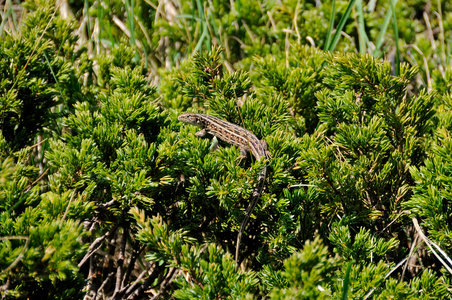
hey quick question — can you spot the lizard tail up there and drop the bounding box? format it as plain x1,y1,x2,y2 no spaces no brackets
235,166,267,270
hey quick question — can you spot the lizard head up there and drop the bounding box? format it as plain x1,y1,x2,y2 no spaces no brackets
178,113,204,127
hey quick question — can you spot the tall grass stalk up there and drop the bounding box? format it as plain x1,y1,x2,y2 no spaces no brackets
97,0,104,54
436,0,446,64
0,0,16,36
324,0,336,51
326,0,357,52
355,0,369,54
84,0,92,46
407,44,431,89
177,1,216,54
341,261,353,300
125,0,136,46
389,0,400,75
372,0,397,58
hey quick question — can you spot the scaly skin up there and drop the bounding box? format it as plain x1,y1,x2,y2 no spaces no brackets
178,113,269,269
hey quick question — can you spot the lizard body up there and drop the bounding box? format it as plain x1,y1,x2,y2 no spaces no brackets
178,113,268,268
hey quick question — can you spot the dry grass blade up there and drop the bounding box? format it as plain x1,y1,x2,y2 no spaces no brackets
412,217,452,275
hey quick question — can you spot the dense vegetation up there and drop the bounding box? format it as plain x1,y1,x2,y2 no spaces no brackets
1,0,452,298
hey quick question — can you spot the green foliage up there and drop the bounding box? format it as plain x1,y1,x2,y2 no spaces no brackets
329,224,399,262
46,65,165,211
253,45,327,134
0,8,81,151
173,244,258,299
269,238,451,299
133,208,259,299
405,131,452,251
2,0,452,298
297,54,436,242
0,157,89,299
269,237,338,299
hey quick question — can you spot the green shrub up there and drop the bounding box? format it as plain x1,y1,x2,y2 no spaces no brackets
2,1,452,298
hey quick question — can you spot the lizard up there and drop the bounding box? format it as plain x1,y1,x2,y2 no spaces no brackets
178,112,269,269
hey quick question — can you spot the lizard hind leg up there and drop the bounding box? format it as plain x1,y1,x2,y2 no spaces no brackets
261,139,272,158
235,147,250,165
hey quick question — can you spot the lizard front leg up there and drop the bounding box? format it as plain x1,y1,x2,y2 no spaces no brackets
195,128,207,137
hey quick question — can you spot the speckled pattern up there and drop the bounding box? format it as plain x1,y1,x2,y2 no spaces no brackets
178,113,266,161
178,112,269,269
